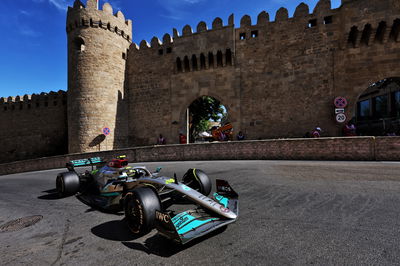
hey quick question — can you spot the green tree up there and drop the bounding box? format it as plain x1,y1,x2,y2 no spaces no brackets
189,96,224,141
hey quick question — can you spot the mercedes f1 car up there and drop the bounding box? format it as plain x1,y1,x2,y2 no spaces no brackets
56,156,238,244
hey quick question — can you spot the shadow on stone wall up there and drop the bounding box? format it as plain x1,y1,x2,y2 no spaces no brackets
89,134,106,147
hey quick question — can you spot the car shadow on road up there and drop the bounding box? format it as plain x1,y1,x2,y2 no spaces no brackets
91,219,142,242
37,189,60,200
121,226,227,257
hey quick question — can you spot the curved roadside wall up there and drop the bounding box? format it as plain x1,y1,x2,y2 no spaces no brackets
0,136,399,176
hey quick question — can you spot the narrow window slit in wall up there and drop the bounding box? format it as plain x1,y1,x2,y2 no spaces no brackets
74,37,85,52
308,19,317,28
324,16,333,25
184,56,190,72
176,57,182,72
389,19,400,41
360,24,372,46
216,51,223,67
226,49,232,66
208,52,214,68
348,26,358,47
192,55,198,71
375,21,387,43
200,53,206,70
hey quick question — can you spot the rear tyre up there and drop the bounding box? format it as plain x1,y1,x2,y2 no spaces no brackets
182,169,212,196
56,172,80,197
124,187,161,234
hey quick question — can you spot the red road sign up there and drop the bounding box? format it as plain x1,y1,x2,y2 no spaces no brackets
102,127,111,136
334,97,348,108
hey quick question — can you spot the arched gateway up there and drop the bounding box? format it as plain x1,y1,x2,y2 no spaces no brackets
184,96,231,143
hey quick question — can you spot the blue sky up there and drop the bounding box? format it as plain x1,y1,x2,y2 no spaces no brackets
0,0,341,98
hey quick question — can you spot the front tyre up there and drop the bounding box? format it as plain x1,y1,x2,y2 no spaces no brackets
124,187,161,234
182,168,212,196
56,172,80,197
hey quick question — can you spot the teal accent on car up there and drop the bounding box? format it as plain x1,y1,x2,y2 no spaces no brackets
180,184,191,191
177,218,218,235
213,192,229,208
172,211,218,235
70,157,103,166
171,211,190,225
100,192,120,197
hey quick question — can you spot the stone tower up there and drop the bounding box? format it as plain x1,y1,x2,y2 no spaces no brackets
66,0,131,153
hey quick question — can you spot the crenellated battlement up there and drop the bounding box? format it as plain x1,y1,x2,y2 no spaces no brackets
0,91,67,111
131,15,235,52
66,0,132,43
131,0,340,54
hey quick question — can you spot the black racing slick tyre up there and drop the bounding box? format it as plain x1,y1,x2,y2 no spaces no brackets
182,168,212,196
124,187,161,235
56,172,80,197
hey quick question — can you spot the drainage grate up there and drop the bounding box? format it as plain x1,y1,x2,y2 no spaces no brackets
0,215,43,233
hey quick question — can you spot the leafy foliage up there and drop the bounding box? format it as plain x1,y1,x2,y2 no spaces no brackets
188,96,225,141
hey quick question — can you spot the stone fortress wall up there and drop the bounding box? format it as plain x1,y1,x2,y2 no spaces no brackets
0,92,67,163
128,0,400,146
1,0,400,163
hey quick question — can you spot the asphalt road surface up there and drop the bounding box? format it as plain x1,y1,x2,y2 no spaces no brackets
1,160,400,265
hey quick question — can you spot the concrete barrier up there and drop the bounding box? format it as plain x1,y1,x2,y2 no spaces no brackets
0,136,399,176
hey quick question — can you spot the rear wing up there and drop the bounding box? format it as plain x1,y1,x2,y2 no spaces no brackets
66,157,105,171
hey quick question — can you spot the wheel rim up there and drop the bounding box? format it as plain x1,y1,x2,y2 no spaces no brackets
126,195,143,233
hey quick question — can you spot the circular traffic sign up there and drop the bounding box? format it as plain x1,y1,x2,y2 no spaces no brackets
335,113,347,123
334,97,348,108
102,127,111,136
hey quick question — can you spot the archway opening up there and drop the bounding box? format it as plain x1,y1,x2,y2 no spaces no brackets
186,96,231,143
73,37,85,52
355,77,400,136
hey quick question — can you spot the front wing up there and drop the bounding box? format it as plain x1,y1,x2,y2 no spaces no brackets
155,179,238,244
155,209,236,245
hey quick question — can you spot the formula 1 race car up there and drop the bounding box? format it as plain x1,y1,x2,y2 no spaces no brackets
56,156,238,244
